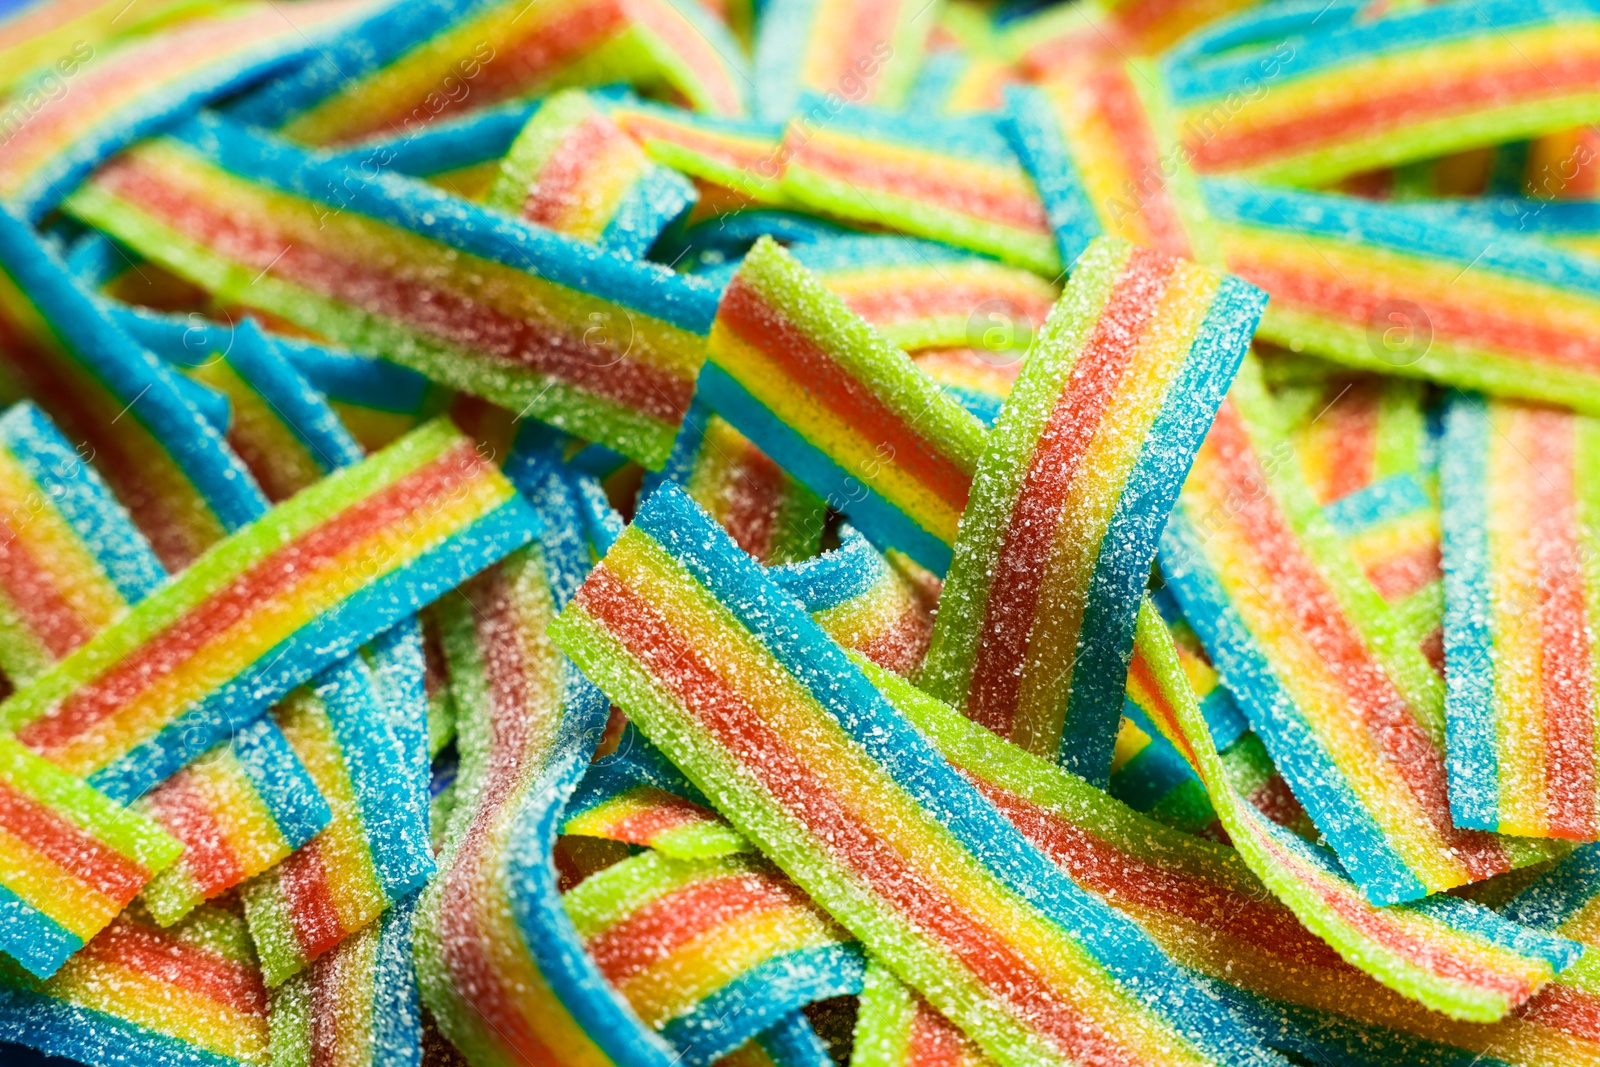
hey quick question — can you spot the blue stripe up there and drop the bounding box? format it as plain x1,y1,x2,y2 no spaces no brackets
1001,84,1103,267
171,114,722,334
770,528,883,613
598,165,698,260
326,100,542,179
0,985,247,1067
630,483,1285,1065
754,1012,835,1067
697,364,954,574
277,341,440,416
1159,509,1425,904
88,499,537,800
230,715,330,851
0,883,80,980
1322,473,1432,535
369,893,424,1067
657,945,867,1067
0,401,167,604
1438,393,1500,829
1502,842,1600,930
1061,273,1265,784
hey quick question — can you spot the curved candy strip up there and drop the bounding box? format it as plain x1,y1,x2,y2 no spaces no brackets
0,0,370,222
1440,393,1600,840
229,0,748,144
118,311,367,502
243,659,433,986
0,416,536,801
781,237,1059,354
779,106,1059,275
268,893,423,1067
138,716,331,928
1122,603,1580,1022
276,340,453,455
773,528,941,678
1166,0,1600,187
1003,62,1215,266
0,401,165,684
702,236,988,572
922,237,1263,778
752,0,943,120
0,734,181,978
0,902,272,1066
0,0,192,94
721,1012,837,1067
1202,179,1600,415
417,536,683,1067
647,406,828,566
849,959,993,1067
552,482,1287,1067
564,776,749,859
564,850,866,1066
1159,355,1563,903
485,90,696,257
0,205,264,570
65,113,718,468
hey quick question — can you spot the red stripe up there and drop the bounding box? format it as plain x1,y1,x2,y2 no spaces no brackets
1365,544,1441,603
717,276,974,513
713,441,787,562
436,564,570,1066
787,137,1052,234
1202,403,1509,879
1526,409,1597,838
598,789,718,847
854,601,937,678
1519,983,1600,1039
142,770,246,897
309,944,350,1067
1244,773,1311,833
966,248,1171,737
0,779,148,901
16,443,490,757
83,919,267,1016
1230,256,1600,373
1091,64,1194,260
907,1002,970,1067
523,114,627,227
1193,57,1600,172
279,837,348,963
0,512,94,659
840,281,1054,332
576,566,1154,1067
94,157,693,424
584,872,818,983
1315,380,1380,504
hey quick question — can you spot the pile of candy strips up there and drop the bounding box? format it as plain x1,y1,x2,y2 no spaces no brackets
12,0,1600,1064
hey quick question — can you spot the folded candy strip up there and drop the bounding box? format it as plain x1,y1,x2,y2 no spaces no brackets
564,850,866,1066
65,113,719,469
552,482,1286,1067
485,89,698,258
1440,392,1600,840
268,892,424,1067
1166,0,1600,188
645,404,828,568
0,0,370,223
228,0,749,145
778,106,1060,276
0,416,536,801
0,734,181,978
922,236,1263,780
0,901,273,1067
1204,180,1600,415
1160,354,1564,904
563,756,751,860
0,206,265,571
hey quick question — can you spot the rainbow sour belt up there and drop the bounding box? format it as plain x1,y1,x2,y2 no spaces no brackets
1160,354,1565,904
552,482,1288,1067
64,113,719,469
0,416,535,801
1441,392,1600,840
921,237,1263,780
750,0,943,119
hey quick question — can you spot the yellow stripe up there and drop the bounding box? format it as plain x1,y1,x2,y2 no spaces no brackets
0,822,119,938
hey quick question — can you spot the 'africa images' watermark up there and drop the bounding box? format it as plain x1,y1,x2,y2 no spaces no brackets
0,40,95,147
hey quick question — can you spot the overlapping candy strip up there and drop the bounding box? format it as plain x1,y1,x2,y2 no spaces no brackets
921,237,1263,778
1165,1,1600,188
1439,393,1600,841
1160,353,1564,904
749,0,942,120
0,416,535,799
563,745,751,860
483,89,698,256
228,0,749,145
553,484,1286,1067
